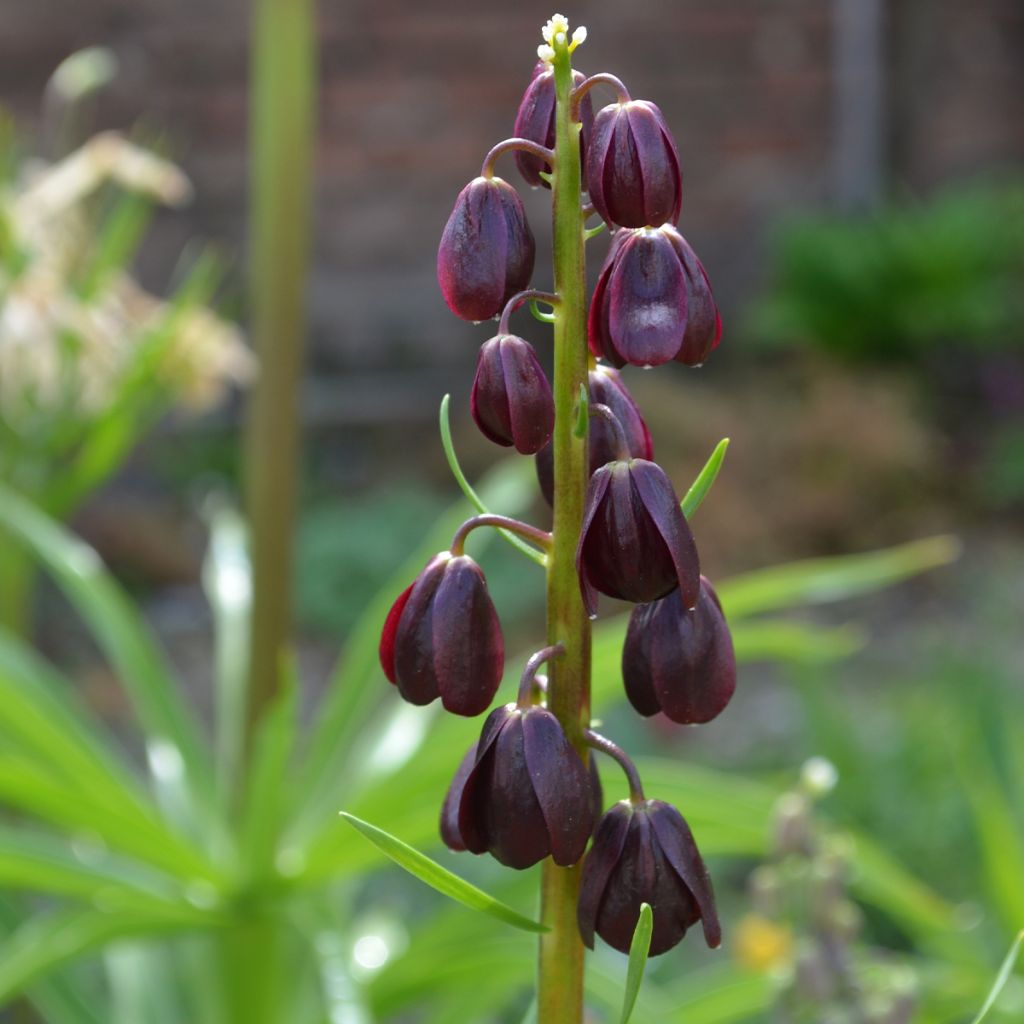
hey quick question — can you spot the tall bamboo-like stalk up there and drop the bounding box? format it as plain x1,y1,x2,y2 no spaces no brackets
243,0,315,761
537,38,591,1024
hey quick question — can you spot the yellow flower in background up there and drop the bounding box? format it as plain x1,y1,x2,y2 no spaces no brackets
734,913,794,973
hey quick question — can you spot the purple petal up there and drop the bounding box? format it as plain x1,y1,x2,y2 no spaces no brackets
440,742,478,851
458,705,516,855
392,556,448,705
577,802,632,948
575,466,613,616
521,708,595,867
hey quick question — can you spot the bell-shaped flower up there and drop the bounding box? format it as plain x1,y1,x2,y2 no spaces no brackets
437,176,535,322
588,225,721,368
457,704,597,869
535,364,653,505
577,799,721,956
379,552,503,716
513,63,594,189
623,577,736,724
585,100,681,228
440,742,478,852
576,458,700,614
471,334,554,454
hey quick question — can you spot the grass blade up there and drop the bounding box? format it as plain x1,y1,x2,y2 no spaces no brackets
716,536,960,619
620,903,652,1024
681,438,729,519
970,930,1024,1024
339,813,546,934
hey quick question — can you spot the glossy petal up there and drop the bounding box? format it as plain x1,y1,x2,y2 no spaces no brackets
440,742,478,851
389,554,503,715
437,177,535,322
471,335,554,454
648,800,722,948
578,800,720,956
664,228,721,366
513,66,593,189
522,708,595,866
577,460,699,612
379,581,414,684
623,578,736,724
605,229,688,366
629,461,701,609
577,801,632,948
587,101,681,228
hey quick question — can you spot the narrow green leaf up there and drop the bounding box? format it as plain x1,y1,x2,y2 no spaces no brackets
970,930,1024,1024
438,394,546,567
620,903,652,1024
729,620,865,664
0,484,219,838
681,438,729,519
716,535,960,620
0,906,216,1006
339,813,547,933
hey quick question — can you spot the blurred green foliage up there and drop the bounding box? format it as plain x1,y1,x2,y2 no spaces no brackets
750,181,1024,362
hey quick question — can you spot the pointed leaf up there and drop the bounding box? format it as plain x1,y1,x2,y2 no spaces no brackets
970,930,1024,1024
339,813,546,933
620,903,653,1024
680,438,729,520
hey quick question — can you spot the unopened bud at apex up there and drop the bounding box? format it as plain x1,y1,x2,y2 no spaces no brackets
586,99,681,228
623,577,736,724
578,799,720,955
535,363,653,505
513,63,594,189
437,177,535,322
576,458,700,614
379,553,503,716
471,334,554,454
589,225,721,368
458,703,597,869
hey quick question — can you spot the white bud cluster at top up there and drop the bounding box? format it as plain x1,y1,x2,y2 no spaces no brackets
537,13,587,64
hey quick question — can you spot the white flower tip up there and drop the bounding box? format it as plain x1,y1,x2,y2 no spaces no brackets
537,44,556,63
571,25,587,47
801,757,838,797
542,14,569,44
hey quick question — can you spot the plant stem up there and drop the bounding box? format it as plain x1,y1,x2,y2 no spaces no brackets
242,0,314,767
537,41,590,1024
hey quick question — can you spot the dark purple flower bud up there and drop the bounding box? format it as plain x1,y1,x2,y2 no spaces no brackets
588,226,721,368
586,100,681,228
437,176,536,322
471,334,554,454
578,799,721,955
623,577,736,724
379,552,503,716
513,64,594,190
458,704,597,869
576,458,700,614
440,742,478,852
535,364,653,505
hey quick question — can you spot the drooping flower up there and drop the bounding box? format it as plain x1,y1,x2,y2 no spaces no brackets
379,552,503,716
535,363,653,505
471,334,554,454
588,225,721,368
458,703,597,869
622,577,736,724
577,799,721,955
440,742,478,851
585,100,681,228
576,458,700,614
513,64,594,189
437,177,535,322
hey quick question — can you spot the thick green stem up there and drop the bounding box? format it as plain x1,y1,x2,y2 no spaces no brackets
242,0,314,766
537,41,590,1024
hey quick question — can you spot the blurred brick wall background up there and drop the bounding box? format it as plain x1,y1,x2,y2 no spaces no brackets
1,0,1021,398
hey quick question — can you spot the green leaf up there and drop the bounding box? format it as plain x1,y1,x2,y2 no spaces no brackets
338,813,547,933
0,906,216,1006
438,394,546,567
716,535,960,620
681,438,729,519
970,930,1024,1024
0,483,219,839
730,620,865,664
619,903,652,1024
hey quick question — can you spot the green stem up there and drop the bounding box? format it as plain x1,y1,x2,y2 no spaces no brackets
537,40,590,1024
242,0,314,768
